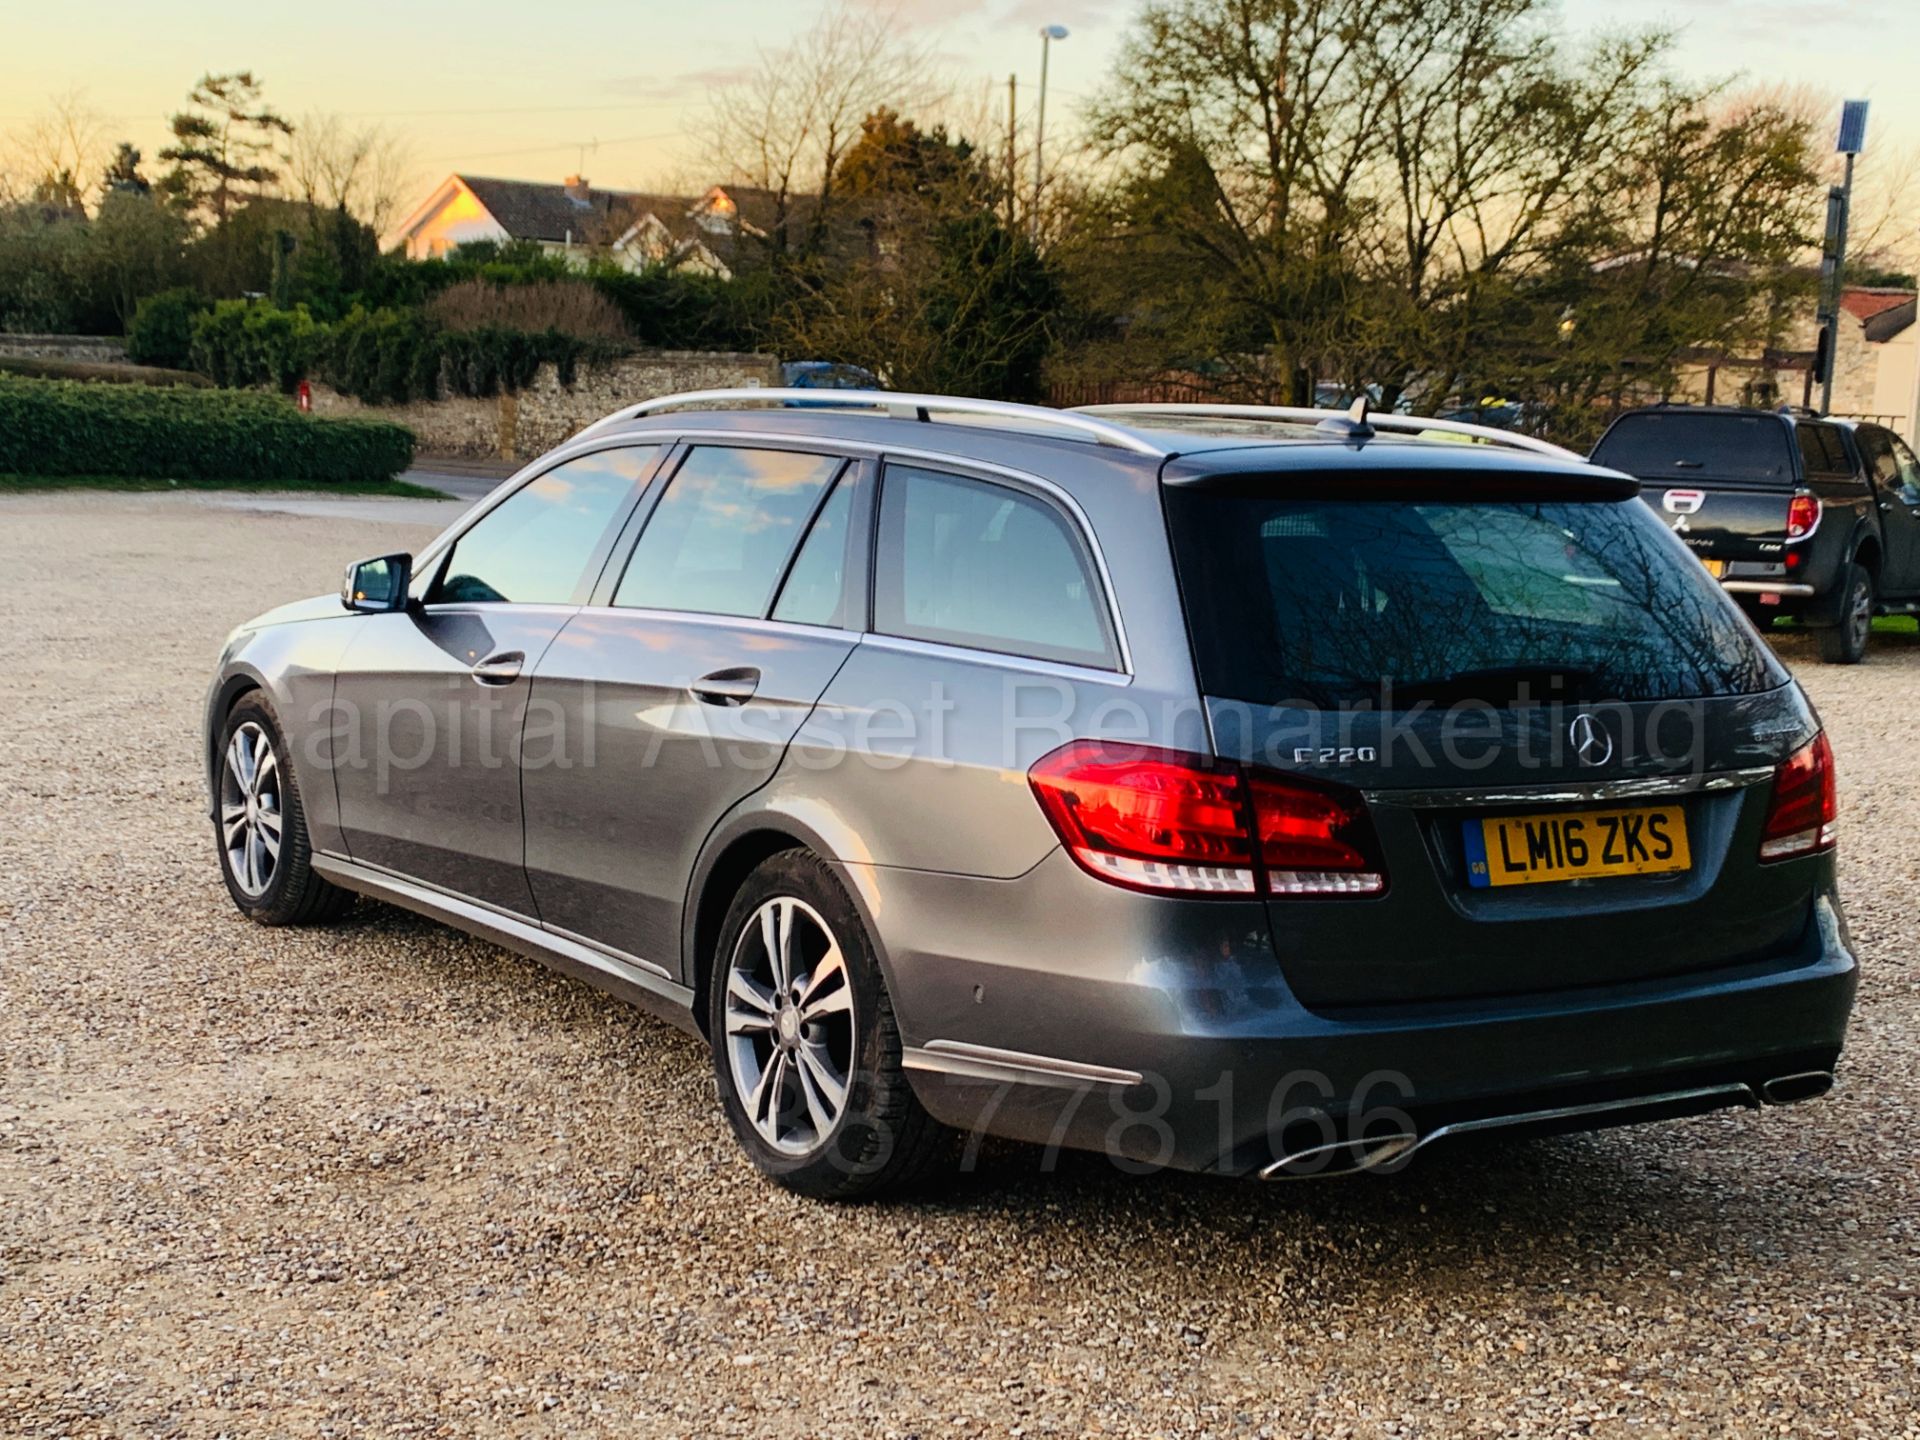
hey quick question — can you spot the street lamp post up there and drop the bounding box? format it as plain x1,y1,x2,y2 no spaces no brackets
1032,24,1069,239
1817,99,1870,415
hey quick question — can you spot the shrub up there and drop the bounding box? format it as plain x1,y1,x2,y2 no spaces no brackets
592,264,776,351
0,374,415,483
126,287,209,369
322,306,443,404
429,278,633,342
189,300,325,391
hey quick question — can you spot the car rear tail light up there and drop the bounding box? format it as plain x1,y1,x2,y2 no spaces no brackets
1028,741,1387,898
1787,491,1821,541
1758,732,1837,862
1246,771,1388,895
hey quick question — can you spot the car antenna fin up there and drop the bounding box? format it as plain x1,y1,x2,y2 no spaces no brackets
1315,393,1376,443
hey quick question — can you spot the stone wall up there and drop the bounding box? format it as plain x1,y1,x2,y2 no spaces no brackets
307,349,782,461
0,333,128,363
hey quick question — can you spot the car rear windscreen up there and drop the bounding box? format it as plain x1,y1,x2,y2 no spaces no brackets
1166,491,1786,708
1590,412,1795,484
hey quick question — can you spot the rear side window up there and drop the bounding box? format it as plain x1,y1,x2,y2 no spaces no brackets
1797,424,1853,478
434,446,657,605
1591,413,1794,484
615,446,843,618
1857,427,1898,488
875,464,1116,669
1889,434,1920,501
771,476,857,627
1165,489,1786,707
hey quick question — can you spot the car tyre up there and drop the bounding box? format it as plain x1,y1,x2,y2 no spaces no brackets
1816,562,1873,665
709,850,951,1199
214,692,354,926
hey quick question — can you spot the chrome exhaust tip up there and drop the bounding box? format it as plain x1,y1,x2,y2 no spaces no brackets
1760,1070,1834,1105
1261,1131,1419,1180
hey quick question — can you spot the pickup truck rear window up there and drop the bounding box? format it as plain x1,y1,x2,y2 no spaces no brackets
1166,491,1786,708
1591,413,1795,485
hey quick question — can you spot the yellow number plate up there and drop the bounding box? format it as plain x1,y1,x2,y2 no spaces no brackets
1464,805,1690,888
1702,558,1728,577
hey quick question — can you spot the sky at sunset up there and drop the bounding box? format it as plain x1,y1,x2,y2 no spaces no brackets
4,0,1916,211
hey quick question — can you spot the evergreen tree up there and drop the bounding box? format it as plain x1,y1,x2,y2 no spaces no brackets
157,72,293,228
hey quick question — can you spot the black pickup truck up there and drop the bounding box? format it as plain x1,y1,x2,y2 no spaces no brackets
1590,406,1920,662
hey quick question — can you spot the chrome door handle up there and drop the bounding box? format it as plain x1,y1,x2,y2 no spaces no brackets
690,666,760,706
470,651,525,685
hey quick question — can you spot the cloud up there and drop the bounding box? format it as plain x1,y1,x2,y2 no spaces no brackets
604,65,760,101
848,0,997,19
995,0,1116,32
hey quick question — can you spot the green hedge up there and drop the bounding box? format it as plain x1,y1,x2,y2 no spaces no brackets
316,308,618,404
0,375,415,483
178,300,623,404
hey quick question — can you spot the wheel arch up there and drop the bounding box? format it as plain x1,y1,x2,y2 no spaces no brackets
204,669,268,808
685,826,812,1039
1850,530,1882,581
682,786,892,1039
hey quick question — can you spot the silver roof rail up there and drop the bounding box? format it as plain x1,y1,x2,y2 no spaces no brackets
575,387,1166,455
1072,400,1583,460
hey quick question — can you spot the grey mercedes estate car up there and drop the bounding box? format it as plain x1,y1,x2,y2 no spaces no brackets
204,391,1856,1197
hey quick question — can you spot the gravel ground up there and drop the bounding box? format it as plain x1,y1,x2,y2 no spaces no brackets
3,491,1918,1438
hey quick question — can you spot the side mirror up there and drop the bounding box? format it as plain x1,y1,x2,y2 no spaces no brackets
341,552,413,613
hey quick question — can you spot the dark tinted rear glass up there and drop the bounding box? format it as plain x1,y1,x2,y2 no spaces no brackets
1591,413,1795,484
1167,491,1785,708
1796,423,1853,477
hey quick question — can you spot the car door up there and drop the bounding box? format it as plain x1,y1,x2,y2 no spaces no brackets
1859,425,1920,593
521,443,867,972
331,443,662,912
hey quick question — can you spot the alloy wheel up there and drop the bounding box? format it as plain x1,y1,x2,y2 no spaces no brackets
219,721,283,898
722,896,857,1156
1848,576,1872,654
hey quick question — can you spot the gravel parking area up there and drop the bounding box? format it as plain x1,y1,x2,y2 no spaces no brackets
3,491,1918,1438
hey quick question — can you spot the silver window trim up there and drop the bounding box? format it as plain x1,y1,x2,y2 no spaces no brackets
858,632,1134,688
414,601,582,619
559,607,1130,687
567,603,862,643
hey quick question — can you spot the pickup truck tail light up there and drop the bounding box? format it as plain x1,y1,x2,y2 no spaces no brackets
1786,491,1822,541
1759,732,1837,862
1028,741,1387,898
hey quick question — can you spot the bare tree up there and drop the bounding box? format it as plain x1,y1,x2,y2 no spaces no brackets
2,91,111,212
285,112,419,235
703,1,940,261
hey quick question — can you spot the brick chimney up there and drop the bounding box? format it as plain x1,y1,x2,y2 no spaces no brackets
563,174,591,204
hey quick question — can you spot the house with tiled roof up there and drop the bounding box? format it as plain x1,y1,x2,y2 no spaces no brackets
1826,285,1918,440
1675,282,1919,443
385,173,744,277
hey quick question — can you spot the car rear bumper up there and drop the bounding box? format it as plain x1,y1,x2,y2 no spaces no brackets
844,849,1858,1177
